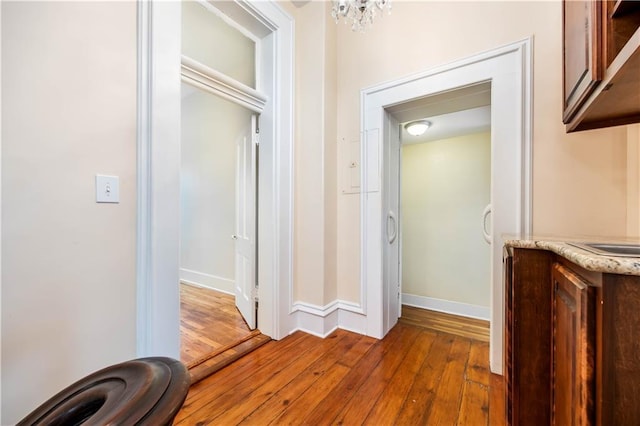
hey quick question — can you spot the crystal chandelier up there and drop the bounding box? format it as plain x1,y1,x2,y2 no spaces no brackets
331,0,392,32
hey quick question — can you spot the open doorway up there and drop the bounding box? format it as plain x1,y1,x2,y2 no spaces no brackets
177,0,269,380
360,39,532,374
400,130,491,330
378,83,493,339
392,86,492,324
390,88,492,343
179,82,265,374
136,0,293,359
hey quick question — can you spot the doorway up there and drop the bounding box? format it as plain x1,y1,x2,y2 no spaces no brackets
136,0,294,359
392,86,492,318
361,39,532,373
179,79,261,368
178,0,263,372
398,104,491,322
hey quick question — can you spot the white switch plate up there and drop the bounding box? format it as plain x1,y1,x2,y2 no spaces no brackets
96,175,119,203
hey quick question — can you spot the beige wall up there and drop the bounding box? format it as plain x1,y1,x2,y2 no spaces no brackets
1,2,137,423
292,1,338,306
293,1,324,305
401,132,491,308
324,1,338,304
333,1,634,303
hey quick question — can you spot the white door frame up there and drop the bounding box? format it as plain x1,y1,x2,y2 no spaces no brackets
0,4,3,417
136,0,294,358
361,38,533,374
382,113,401,334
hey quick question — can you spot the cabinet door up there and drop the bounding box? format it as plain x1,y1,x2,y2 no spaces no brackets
551,264,596,426
563,0,603,123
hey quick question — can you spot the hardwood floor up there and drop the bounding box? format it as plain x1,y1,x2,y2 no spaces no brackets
180,283,270,383
176,322,505,425
180,283,253,365
400,305,490,342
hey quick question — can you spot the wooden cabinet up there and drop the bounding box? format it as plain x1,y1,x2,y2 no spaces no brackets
503,248,513,423
562,0,603,124
551,264,595,426
563,0,640,132
505,248,640,426
504,248,552,425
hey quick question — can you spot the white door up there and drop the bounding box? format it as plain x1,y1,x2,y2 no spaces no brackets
235,115,258,329
383,113,401,331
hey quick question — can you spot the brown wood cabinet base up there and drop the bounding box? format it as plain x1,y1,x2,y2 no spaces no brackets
504,247,640,425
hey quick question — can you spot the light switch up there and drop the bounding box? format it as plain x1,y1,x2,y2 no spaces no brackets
96,175,119,203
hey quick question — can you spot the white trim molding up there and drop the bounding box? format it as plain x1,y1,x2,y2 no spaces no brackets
402,294,490,321
136,0,182,358
0,2,3,418
179,269,235,295
136,0,151,359
291,300,367,337
361,38,533,374
181,55,268,114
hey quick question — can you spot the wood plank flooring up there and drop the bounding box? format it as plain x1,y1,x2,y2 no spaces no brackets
180,283,271,384
176,322,506,425
180,283,254,365
400,305,490,342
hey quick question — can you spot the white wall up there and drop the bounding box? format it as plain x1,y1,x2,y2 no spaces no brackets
1,2,137,423
401,132,491,314
180,85,250,292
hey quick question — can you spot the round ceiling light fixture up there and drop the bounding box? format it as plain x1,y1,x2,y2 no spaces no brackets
404,120,431,136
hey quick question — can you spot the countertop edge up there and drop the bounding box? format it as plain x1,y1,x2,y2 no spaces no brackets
504,239,640,276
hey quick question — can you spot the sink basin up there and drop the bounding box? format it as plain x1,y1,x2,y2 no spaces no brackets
568,242,640,257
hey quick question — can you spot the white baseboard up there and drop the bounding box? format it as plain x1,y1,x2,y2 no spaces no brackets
402,293,490,321
179,268,234,295
291,300,367,337
337,308,368,335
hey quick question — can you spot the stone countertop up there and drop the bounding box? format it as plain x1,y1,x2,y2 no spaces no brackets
504,235,640,276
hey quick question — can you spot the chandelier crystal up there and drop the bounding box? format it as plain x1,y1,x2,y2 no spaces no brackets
331,0,392,32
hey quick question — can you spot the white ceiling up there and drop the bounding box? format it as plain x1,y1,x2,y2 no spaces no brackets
385,82,492,145
401,105,491,144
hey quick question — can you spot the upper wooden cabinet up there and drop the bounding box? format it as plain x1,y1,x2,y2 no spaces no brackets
562,0,603,124
563,0,640,132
